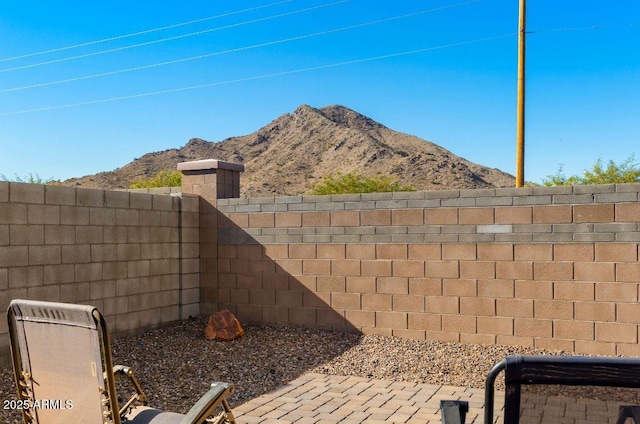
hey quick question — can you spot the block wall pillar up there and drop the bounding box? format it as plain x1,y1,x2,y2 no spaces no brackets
178,159,244,315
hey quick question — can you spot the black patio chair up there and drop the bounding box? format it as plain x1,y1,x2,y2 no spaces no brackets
443,354,640,424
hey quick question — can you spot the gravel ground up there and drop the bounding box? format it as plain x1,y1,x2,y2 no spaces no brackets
0,317,569,423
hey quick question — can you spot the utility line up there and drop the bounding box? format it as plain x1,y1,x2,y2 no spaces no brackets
0,0,481,93
0,33,514,117
527,22,639,35
0,0,296,63
0,0,349,73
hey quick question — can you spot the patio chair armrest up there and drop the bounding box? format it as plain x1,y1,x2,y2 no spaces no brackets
111,364,150,415
180,382,236,424
113,364,131,376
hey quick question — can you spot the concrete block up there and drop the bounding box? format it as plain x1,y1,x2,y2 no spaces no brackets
616,232,640,242
358,192,392,201
127,193,152,210
10,225,43,245
10,182,45,204
8,266,43,288
458,235,495,243
442,222,474,233
532,233,573,242
344,201,376,210
532,186,572,196
330,193,361,202
0,181,8,202
459,208,493,225
360,235,392,243
29,245,61,266
406,199,441,208
247,196,275,205
574,233,615,242
513,195,553,205
45,225,76,245
573,184,615,194
552,194,595,204
615,183,640,193
475,197,513,206
45,185,76,206
27,285,61,302
274,195,303,204
152,195,174,211
105,191,130,208
441,198,476,207
495,187,534,197
315,202,346,211
0,203,27,224
596,192,638,203
391,235,426,243
77,188,104,207
28,204,60,225
425,234,460,243
477,225,513,234
261,203,288,212
495,234,533,242
424,189,460,199
376,200,408,209
459,188,494,198
285,202,316,211
331,210,360,226
573,204,614,223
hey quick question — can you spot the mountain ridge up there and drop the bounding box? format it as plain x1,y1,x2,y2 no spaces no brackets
62,104,515,195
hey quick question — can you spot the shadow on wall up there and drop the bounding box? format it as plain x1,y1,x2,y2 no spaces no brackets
106,211,362,414
214,210,361,335
0,204,364,422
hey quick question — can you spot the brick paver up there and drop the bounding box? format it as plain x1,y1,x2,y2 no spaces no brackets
233,373,504,423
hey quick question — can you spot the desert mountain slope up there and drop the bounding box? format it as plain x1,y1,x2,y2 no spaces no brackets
63,104,515,196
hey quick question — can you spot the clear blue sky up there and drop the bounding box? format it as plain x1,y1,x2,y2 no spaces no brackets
1,0,638,185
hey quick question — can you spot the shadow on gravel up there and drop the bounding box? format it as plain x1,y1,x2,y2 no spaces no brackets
0,320,362,423
109,319,363,412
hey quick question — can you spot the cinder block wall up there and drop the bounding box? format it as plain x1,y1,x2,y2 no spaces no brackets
0,182,200,354
214,184,640,356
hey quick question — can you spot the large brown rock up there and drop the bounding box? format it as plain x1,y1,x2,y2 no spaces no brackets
204,310,245,341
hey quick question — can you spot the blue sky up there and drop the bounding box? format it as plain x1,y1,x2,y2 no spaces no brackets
1,0,638,185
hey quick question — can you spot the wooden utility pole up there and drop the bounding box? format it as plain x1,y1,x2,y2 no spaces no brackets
515,0,526,187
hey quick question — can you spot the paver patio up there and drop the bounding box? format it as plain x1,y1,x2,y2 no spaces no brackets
233,373,504,423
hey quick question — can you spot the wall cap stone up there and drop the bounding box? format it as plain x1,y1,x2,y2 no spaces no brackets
177,159,244,172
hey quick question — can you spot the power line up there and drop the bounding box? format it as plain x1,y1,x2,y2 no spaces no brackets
528,22,640,35
0,0,296,63
0,0,349,73
0,33,514,117
0,0,481,93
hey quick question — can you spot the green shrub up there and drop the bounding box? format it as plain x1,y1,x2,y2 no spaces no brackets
541,155,640,186
308,171,415,195
0,173,56,184
130,170,182,189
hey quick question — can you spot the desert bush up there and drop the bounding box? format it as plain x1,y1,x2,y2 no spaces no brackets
308,171,414,195
541,155,640,186
130,170,182,189
0,173,56,184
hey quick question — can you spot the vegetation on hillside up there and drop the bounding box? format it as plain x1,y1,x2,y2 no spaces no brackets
130,170,182,189
0,173,56,184
541,155,640,186
308,171,415,195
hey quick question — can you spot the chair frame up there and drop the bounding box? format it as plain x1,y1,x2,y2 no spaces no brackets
484,355,640,424
7,299,236,424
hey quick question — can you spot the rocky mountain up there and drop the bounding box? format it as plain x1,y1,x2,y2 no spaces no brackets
62,104,515,196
